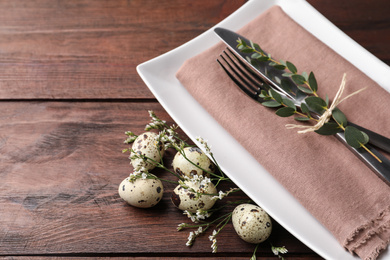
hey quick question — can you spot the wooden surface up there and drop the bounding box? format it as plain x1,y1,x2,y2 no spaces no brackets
0,0,389,259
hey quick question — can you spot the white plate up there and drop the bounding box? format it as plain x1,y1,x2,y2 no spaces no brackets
137,0,390,259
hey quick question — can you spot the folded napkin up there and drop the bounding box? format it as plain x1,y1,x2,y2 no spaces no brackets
176,6,390,260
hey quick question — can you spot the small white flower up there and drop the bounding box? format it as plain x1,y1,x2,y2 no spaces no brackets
272,246,288,256
186,231,195,246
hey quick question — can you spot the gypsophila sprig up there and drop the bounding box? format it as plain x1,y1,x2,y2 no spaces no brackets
237,38,381,162
272,245,288,259
122,111,285,258
124,131,138,144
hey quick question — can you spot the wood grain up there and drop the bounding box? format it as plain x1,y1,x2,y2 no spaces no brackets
0,0,247,100
0,102,318,258
1,0,389,258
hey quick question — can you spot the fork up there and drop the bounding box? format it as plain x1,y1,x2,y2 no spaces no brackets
216,48,390,184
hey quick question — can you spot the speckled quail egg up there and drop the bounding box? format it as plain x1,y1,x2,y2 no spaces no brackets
130,132,164,170
171,178,217,213
232,204,272,244
172,147,215,178
118,176,163,208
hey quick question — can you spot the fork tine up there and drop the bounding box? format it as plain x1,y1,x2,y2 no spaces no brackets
217,48,266,102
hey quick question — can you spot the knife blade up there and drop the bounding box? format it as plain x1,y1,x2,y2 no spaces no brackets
214,27,390,184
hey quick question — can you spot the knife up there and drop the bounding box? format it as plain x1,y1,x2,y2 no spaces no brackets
214,27,390,184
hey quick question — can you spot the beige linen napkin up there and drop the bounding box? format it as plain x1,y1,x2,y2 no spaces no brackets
176,6,390,260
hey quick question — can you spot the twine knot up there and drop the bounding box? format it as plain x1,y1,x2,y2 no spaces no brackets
286,73,366,133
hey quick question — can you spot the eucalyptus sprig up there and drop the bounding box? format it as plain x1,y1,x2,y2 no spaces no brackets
237,38,381,162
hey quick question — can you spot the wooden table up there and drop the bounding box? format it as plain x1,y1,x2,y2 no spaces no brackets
0,1,389,259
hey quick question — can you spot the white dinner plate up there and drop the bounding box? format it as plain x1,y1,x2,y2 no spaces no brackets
137,0,390,259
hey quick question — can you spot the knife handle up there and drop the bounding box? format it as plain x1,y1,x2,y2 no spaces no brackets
348,122,390,154
335,131,390,185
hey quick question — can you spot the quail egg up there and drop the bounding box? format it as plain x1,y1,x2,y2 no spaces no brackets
232,204,272,244
130,132,164,170
118,175,163,208
172,147,214,178
171,178,217,213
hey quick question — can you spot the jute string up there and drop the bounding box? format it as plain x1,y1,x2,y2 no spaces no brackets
286,73,366,133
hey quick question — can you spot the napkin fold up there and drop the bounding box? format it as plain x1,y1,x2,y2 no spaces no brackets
176,6,390,260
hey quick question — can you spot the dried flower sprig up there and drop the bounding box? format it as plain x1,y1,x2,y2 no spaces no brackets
271,245,288,259
237,38,381,162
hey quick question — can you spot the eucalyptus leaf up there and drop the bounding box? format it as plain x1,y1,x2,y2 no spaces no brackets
262,100,281,108
273,64,286,70
344,126,368,148
315,122,341,135
251,53,262,59
300,103,310,116
250,40,255,49
257,56,270,62
297,86,314,94
269,89,283,104
291,74,306,85
275,107,296,117
281,79,293,93
286,61,297,74
240,48,255,53
305,96,327,114
282,72,294,77
301,71,308,81
282,98,296,109
294,117,311,121
332,108,347,127
253,43,262,53
361,131,370,144
308,72,318,93
259,90,268,98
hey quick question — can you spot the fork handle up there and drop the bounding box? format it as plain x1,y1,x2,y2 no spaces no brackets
348,122,390,154
335,131,390,185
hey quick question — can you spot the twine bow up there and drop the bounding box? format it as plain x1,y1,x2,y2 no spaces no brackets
286,73,366,133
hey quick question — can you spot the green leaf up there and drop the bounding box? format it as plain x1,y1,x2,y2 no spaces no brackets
262,100,281,108
300,103,310,116
240,48,254,53
315,122,341,135
286,61,297,74
332,108,347,127
259,89,268,98
238,38,247,47
250,40,255,49
269,89,283,104
294,116,310,121
253,43,262,53
305,96,327,114
282,72,294,77
257,56,270,62
361,131,370,145
298,85,314,94
275,107,296,117
273,64,286,70
308,72,318,93
301,71,308,81
251,53,262,59
345,126,369,148
291,74,306,85
282,98,296,109
281,79,293,93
